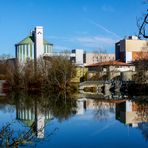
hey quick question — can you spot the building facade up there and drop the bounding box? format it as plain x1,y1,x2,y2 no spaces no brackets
15,26,53,62
70,49,115,66
115,36,148,63
70,49,86,66
85,53,115,65
86,61,135,80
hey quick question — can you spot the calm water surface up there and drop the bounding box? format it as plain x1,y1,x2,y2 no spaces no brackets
0,93,148,148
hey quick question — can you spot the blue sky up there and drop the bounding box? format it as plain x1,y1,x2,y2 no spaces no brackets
0,0,147,56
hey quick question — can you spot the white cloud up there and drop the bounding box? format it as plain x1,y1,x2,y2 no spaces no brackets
54,45,70,50
75,36,117,48
47,34,117,50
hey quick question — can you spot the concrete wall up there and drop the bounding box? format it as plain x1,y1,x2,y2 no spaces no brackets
85,53,115,65
121,71,134,81
34,26,44,59
108,65,135,72
125,39,148,52
87,65,135,80
116,37,148,63
71,67,88,83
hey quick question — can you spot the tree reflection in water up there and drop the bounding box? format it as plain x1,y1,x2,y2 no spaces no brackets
0,91,77,147
1,92,148,147
135,100,148,141
93,100,115,121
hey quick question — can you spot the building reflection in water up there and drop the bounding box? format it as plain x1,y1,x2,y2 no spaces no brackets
16,97,53,139
15,94,148,141
116,100,148,128
76,98,116,121
76,98,148,127
76,98,86,115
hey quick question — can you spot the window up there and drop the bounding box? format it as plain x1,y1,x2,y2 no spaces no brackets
30,45,32,59
72,50,76,53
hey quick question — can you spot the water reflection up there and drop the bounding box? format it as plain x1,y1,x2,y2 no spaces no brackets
16,96,53,139
15,92,77,140
116,100,148,127
0,92,148,147
116,99,148,141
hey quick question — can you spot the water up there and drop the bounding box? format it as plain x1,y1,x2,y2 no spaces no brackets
0,93,148,148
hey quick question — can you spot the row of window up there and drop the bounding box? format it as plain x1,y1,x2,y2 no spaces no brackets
17,109,52,120
92,56,115,60
16,44,53,62
16,44,34,62
44,45,52,53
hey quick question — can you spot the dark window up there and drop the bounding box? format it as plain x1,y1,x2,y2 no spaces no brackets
72,50,76,53
83,53,86,63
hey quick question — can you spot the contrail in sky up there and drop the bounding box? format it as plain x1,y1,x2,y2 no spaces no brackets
88,19,121,38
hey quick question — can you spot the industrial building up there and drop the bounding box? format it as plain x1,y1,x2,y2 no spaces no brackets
115,36,148,63
15,26,53,62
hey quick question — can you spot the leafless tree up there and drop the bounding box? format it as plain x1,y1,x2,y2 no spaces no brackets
47,55,76,91
138,1,148,39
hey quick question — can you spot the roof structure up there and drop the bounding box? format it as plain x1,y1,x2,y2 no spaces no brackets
16,36,34,45
86,61,133,67
16,35,53,45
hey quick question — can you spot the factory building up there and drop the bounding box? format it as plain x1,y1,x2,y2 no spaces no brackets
15,26,53,62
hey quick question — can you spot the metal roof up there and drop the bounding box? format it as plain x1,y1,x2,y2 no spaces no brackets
86,61,134,67
16,35,53,45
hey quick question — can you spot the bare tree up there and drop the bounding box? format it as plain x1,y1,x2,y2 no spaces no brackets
138,1,148,39
47,55,76,91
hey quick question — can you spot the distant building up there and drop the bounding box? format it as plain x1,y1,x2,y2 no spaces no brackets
70,49,115,66
70,49,86,66
86,61,135,80
115,36,148,63
15,26,53,62
85,53,115,65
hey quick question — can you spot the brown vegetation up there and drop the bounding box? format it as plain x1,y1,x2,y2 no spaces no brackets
133,59,148,84
0,55,76,92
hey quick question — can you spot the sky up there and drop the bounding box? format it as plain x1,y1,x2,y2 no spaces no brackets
0,0,147,56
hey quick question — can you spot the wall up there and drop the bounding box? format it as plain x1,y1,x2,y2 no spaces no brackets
87,65,135,80
125,39,148,52
115,38,148,63
34,26,44,59
71,67,88,83
85,53,115,65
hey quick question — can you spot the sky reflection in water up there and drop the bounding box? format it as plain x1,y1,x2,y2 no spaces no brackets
0,93,148,148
